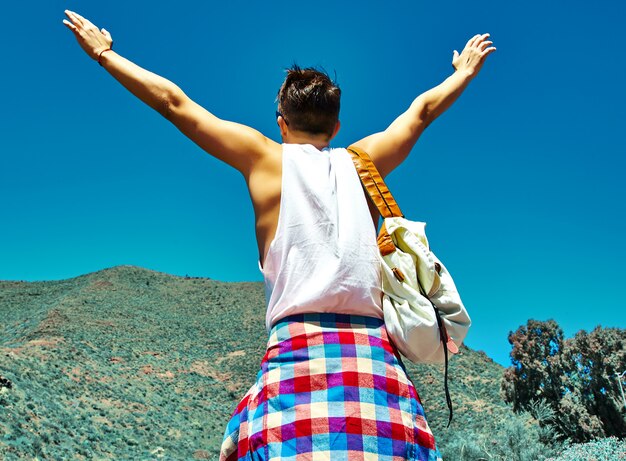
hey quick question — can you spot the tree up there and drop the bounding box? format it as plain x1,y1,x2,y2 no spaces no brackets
501,320,626,442
559,327,626,440
502,319,565,411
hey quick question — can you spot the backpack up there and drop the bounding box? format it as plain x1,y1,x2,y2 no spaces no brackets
347,145,472,424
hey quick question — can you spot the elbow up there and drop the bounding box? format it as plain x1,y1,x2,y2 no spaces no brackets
159,97,173,120
411,96,433,128
161,86,185,120
420,99,439,127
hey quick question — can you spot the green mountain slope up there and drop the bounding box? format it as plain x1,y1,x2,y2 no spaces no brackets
0,265,512,460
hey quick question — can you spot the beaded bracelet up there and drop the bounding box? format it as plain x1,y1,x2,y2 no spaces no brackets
98,48,113,66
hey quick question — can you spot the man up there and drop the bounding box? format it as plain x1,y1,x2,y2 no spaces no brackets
64,9,494,460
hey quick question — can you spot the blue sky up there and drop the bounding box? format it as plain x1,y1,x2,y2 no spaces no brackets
1,1,624,366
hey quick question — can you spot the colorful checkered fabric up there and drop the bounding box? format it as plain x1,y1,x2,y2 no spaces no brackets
220,312,442,461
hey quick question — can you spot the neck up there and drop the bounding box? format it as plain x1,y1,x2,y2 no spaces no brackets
283,132,331,150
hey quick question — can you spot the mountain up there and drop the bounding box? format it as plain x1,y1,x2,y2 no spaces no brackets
0,265,511,460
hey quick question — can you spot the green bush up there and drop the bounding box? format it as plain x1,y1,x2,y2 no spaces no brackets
440,406,562,461
546,436,626,461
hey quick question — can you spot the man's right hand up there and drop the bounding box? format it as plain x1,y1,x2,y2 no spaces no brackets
351,33,496,178
452,33,496,77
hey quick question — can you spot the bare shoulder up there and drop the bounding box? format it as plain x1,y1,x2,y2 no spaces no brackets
349,98,428,179
348,133,405,179
247,142,282,193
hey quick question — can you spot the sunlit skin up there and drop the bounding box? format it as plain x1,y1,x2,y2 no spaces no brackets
63,10,495,267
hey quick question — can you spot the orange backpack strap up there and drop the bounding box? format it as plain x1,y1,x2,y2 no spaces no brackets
346,146,403,219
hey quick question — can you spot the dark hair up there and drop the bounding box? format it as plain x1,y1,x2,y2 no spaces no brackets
276,65,341,137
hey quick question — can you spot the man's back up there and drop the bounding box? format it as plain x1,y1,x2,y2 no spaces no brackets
260,143,384,330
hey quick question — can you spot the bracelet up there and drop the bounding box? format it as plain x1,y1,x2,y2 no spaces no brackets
98,48,113,66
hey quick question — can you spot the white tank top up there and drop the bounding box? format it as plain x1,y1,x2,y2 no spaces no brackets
260,143,384,331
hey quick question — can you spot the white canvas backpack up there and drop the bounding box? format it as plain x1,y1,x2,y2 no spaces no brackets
347,145,472,424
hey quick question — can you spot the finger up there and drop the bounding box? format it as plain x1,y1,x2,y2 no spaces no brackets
479,40,494,51
63,19,78,32
63,11,79,28
70,11,87,23
481,47,497,57
65,10,83,26
466,34,481,48
101,28,112,40
70,11,97,29
473,33,490,47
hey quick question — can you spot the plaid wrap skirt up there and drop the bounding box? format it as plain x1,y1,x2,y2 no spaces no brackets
220,312,442,461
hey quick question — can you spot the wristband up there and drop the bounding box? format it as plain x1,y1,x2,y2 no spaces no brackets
98,48,113,66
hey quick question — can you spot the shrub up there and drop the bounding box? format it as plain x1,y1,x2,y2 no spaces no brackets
546,436,626,461
440,407,561,461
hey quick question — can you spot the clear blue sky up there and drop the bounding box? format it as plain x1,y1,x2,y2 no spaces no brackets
1,1,624,366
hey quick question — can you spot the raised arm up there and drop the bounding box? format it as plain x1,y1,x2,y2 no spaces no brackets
351,33,496,178
62,10,276,176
